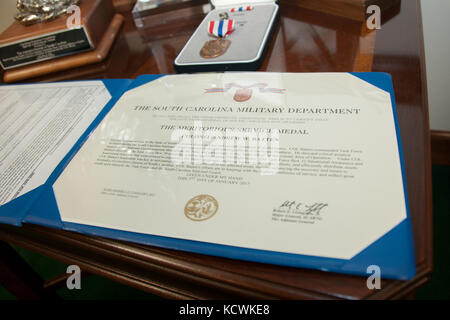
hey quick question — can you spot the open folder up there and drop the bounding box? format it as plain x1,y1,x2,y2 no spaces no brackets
0,72,416,280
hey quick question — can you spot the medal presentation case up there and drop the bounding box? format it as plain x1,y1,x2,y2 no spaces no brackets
174,0,279,72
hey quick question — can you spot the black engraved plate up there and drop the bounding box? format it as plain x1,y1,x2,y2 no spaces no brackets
0,27,93,70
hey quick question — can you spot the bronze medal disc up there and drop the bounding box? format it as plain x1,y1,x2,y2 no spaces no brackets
200,39,231,59
234,88,253,102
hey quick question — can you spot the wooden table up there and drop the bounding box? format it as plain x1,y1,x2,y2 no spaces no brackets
0,0,432,299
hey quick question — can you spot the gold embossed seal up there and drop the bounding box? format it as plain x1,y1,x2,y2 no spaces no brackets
184,195,218,221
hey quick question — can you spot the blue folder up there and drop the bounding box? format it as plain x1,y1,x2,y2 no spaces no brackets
0,73,416,280
0,79,132,227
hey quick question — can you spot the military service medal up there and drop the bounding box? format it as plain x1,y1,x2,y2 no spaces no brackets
200,19,235,59
230,6,253,12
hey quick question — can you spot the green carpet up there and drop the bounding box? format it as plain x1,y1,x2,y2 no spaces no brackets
416,165,450,300
0,165,449,300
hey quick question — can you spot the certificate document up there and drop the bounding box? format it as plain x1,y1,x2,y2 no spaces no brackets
53,73,408,262
0,81,111,206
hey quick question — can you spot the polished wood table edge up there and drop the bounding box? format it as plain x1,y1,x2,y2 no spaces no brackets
0,223,432,300
416,0,434,276
0,225,220,299
368,264,431,299
431,130,450,139
430,130,450,165
0,224,340,299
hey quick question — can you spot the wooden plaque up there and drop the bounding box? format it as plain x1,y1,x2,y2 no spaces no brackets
0,0,114,70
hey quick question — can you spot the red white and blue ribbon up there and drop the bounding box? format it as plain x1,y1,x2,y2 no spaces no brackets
205,83,286,94
208,19,235,38
230,6,253,12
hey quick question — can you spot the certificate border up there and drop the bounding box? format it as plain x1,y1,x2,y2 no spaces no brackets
20,73,416,280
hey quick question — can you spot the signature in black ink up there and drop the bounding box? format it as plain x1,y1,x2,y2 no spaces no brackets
279,201,328,215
